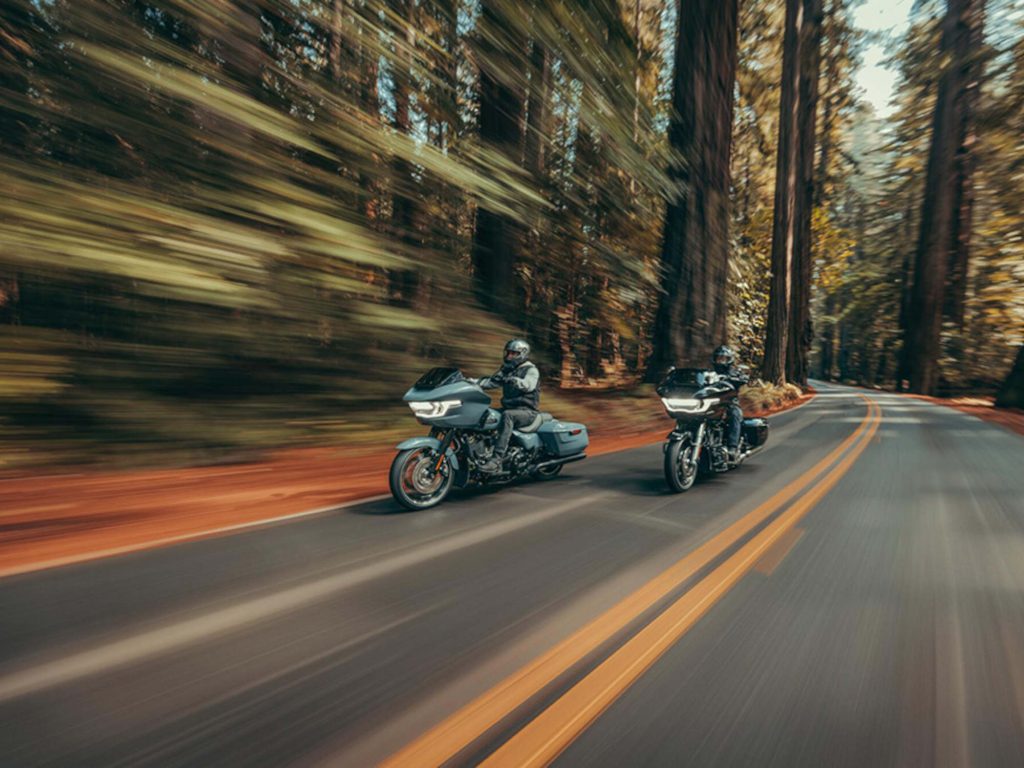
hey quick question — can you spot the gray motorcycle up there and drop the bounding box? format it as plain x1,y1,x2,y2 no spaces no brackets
389,367,589,510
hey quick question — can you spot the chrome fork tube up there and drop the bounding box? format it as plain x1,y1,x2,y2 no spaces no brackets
689,422,706,468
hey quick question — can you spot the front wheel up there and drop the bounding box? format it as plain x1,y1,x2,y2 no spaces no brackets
389,448,453,510
664,437,697,493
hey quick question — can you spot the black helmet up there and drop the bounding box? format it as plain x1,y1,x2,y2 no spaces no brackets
712,345,735,373
503,338,530,368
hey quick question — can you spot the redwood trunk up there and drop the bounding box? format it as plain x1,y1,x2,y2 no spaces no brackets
388,0,421,306
944,4,985,328
786,0,823,387
471,2,524,317
523,40,550,178
647,0,739,378
904,0,983,395
762,0,801,384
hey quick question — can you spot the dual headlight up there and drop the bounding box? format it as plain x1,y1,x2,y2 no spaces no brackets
409,400,461,418
661,397,719,414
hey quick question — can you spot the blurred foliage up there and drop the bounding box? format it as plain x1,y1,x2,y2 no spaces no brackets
0,0,677,464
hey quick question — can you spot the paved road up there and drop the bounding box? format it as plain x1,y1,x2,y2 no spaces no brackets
2,384,1022,767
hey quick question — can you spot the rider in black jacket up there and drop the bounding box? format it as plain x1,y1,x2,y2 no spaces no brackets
476,339,540,472
712,345,748,462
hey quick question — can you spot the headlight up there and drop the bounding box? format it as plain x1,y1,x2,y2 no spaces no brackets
661,397,719,413
409,400,461,418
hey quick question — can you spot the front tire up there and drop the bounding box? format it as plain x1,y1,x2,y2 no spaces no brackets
389,448,453,510
664,437,697,493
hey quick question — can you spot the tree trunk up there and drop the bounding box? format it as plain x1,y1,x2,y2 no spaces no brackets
903,0,984,395
786,0,823,387
820,291,836,380
329,0,344,85
389,0,421,306
471,1,525,318
647,0,739,378
944,4,985,328
995,345,1024,408
523,40,550,178
762,0,802,384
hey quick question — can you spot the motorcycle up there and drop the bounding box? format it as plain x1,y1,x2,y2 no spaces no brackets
389,367,589,510
656,367,769,493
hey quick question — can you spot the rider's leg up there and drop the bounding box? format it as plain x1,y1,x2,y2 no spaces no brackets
727,402,743,461
483,409,536,471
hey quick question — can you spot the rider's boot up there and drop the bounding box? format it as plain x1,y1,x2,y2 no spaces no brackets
480,452,505,474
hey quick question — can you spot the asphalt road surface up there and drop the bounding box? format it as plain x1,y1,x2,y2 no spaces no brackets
2,384,1023,767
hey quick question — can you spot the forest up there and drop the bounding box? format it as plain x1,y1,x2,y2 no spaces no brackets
1,0,1022,464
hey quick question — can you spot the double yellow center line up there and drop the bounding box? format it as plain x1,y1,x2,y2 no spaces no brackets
383,396,882,768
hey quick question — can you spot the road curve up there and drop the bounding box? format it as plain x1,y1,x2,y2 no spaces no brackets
2,384,1023,767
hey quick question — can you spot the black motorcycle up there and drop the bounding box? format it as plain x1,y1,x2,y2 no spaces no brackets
656,367,769,493
389,367,589,510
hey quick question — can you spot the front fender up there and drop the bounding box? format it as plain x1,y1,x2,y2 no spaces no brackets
663,429,692,452
395,436,460,471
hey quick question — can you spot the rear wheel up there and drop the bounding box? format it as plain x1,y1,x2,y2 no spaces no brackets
389,448,453,510
664,437,697,493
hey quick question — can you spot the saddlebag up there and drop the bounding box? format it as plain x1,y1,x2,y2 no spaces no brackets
742,417,769,448
538,420,589,457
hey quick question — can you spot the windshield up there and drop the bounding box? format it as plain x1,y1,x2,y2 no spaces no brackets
414,367,464,390
660,368,711,389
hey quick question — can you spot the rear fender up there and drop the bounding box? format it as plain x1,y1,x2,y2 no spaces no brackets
395,436,460,471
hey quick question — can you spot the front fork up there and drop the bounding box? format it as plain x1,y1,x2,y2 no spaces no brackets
689,422,706,470
666,422,705,470
430,429,455,474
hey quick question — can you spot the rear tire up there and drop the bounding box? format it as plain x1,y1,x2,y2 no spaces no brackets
389,448,453,510
664,437,697,493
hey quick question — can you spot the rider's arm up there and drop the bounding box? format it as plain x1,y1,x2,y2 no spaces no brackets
728,366,749,387
507,364,539,392
475,369,505,390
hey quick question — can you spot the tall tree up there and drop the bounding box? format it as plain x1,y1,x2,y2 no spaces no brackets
903,0,986,394
760,0,825,385
944,3,985,328
762,0,802,383
786,0,823,386
647,0,739,376
470,0,526,318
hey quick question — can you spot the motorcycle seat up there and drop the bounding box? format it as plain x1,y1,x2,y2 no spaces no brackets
518,412,554,433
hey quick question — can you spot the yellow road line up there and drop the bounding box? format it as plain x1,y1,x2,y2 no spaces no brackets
381,396,877,768
482,399,882,767
754,525,805,575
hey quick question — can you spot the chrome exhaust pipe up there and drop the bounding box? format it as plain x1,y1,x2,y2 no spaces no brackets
534,453,587,471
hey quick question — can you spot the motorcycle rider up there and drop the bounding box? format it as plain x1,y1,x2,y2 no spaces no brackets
476,339,540,473
712,345,748,463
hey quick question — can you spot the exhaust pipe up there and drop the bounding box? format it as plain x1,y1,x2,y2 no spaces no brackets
534,454,587,471
739,445,765,462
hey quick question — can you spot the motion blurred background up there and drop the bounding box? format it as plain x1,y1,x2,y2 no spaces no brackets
1,0,1022,470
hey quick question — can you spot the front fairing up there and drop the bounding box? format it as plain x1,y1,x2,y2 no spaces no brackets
403,375,493,428
658,368,735,421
